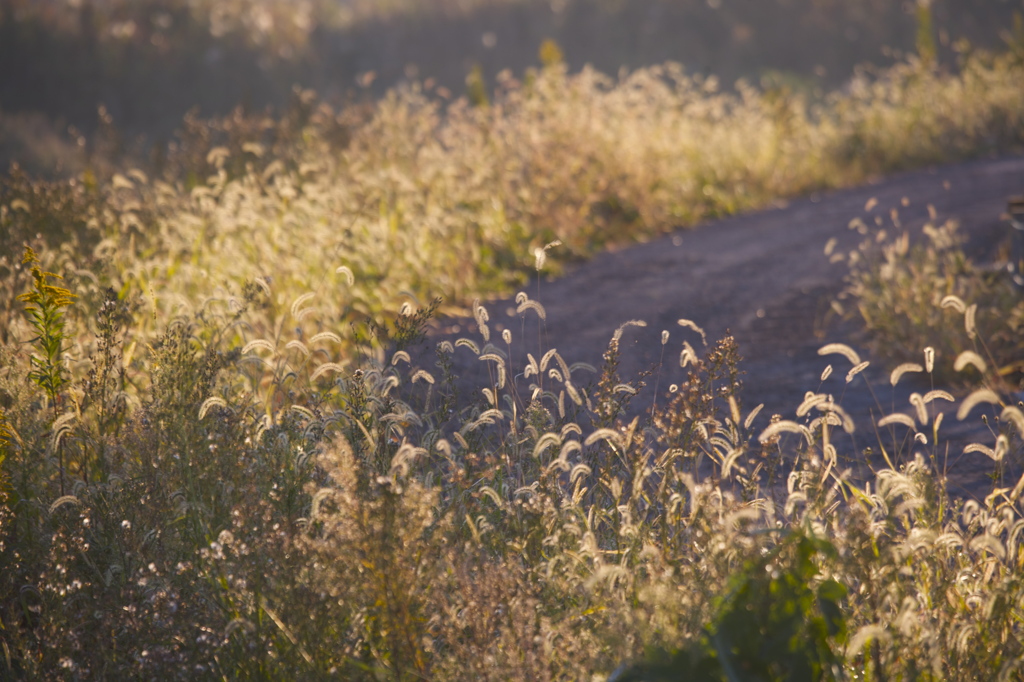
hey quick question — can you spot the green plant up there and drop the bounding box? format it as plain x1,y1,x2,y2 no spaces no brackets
16,245,75,495
0,407,10,500
466,64,490,107
612,530,847,682
538,38,564,68
915,0,938,67
16,247,75,405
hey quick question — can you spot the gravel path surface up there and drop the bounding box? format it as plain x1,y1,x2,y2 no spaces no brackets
413,155,1024,499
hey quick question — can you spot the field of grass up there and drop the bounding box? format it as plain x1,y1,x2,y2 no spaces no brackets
2,2,1024,679
2,0,1023,144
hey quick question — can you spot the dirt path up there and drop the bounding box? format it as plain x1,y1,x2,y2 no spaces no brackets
413,155,1024,499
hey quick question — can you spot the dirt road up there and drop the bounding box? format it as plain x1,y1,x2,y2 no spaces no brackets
415,154,1024,498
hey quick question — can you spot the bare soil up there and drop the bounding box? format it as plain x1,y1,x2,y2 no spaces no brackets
412,155,1024,500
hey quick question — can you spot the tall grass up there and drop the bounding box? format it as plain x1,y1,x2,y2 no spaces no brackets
1,258,1022,678
4,45,1024,363
2,30,1024,681
837,210,1024,386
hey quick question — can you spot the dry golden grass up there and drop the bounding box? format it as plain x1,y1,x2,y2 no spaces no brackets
2,27,1024,681
838,211,1024,385
1,269,1022,678
4,45,1023,367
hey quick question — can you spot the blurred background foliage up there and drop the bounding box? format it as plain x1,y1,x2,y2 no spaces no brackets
1,0,1023,173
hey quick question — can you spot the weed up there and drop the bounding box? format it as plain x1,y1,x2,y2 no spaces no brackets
16,246,76,496
839,210,1024,388
2,17,1024,680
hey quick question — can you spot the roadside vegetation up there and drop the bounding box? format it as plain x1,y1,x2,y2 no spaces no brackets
837,209,1024,386
3,38,1024,355
2,0,1022,147
1,242,1022,679
2,3,1024,679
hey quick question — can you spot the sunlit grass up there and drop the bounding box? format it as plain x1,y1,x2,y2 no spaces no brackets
1,22,1024,680
1,257,1022,677
837,210,1024,386
4,46,1023,364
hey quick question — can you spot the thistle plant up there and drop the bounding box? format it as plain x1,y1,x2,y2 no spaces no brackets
17,246,75,494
